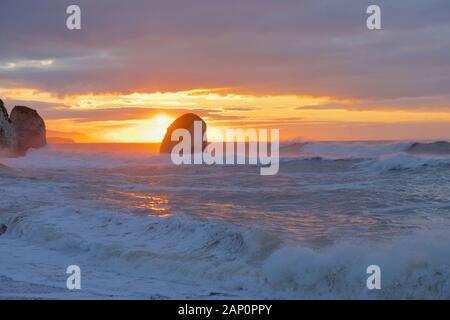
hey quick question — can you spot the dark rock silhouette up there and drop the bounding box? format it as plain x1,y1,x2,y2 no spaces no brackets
0,99,47,156
11,106,47,154
407,141,450,155
0,224,7,236
160,113,207,153
0,99,17,150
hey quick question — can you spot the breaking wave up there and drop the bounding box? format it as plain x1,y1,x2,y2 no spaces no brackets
278,141,450,172
2,208,450,299
0,141,449,299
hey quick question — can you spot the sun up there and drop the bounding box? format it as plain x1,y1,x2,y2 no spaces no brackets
98,114,175,143
155,114,171,127
153,114,172,140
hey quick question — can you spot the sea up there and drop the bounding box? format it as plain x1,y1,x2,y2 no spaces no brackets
0,141,449,299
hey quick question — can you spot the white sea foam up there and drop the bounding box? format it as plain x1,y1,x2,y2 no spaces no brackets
2,206,450,299
0,142,449,299
1,146,172,170
358,154,450,172
298,141,413,159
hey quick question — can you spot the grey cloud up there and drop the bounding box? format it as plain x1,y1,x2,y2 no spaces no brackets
0,0,449,103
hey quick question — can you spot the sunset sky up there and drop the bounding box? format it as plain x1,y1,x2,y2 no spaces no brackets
1,0,449,142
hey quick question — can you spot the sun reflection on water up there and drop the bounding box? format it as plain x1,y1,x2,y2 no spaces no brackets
108,190,174,218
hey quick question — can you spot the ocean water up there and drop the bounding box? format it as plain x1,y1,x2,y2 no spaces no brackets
0,141,449,299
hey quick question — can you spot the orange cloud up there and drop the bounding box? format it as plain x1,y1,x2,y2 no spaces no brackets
1,87,450,142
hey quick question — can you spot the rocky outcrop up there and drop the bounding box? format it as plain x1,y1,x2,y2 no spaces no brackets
0,100,17,150
407,141,450,155
160,113,207,153
0,99,47,156
11,106,47,154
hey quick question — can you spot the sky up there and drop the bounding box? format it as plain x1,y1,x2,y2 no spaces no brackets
0,0,449,142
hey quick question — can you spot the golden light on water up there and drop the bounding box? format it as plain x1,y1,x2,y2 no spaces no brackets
109,190,174,218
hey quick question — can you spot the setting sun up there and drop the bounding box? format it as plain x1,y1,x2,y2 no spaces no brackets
155,114,171,128
96,115,175,143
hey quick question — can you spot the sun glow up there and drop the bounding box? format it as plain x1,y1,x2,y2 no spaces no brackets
155,114,171,127
99,115,175,143
2,87,450,143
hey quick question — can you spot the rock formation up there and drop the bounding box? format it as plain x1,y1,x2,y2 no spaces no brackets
11,105,47,154
160,113,207,153
0,99,47,156
407,141,450,155
0,99,17,150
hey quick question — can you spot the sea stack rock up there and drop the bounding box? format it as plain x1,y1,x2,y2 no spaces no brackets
160,113,207,153
10,106,47,154
0,99,47,156
0,99,17,150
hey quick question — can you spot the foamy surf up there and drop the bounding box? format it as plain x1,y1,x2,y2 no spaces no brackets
0,141,449,299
